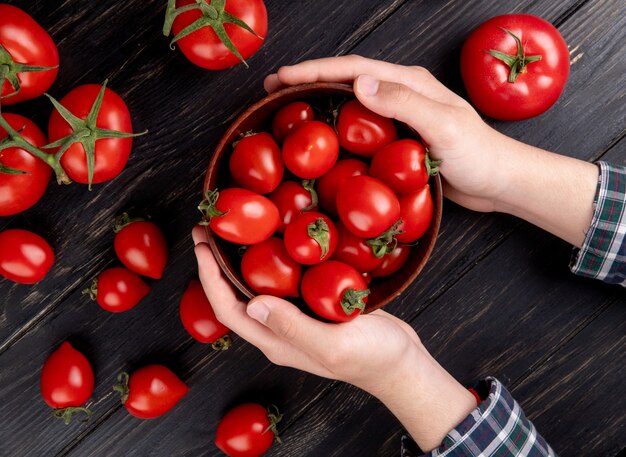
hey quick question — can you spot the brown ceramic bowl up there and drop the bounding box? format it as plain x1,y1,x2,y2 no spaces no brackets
203,82,442,313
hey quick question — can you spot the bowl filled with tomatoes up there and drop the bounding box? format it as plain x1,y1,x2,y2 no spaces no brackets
201,82,442,322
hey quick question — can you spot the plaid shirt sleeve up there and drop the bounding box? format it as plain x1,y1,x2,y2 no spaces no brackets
570,161,626,285
400,378,557,457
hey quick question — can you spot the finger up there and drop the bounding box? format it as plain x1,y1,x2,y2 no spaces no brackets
263,73,282,93
192,224,208,246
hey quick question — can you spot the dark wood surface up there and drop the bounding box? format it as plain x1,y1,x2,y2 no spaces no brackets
0,1,624,456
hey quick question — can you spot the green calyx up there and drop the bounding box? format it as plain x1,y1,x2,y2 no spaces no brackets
0,163,28,175
367,219,403,258
112,372,130,404
82,278,99,301
52,406,93,425
198,189,227,225
211,334,232,351
487,27,542,83
163,0,262,68
425,151,441,176
0,44,58,101
340,288,370,316
113,212,146,233
262,404,284,444
41,79,147,190
301,179,318,211
307,217,332,260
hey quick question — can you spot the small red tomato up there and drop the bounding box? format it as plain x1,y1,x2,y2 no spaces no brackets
336,175,400,239
115,365,189,419
301,260,369,322
396,186,433,243
336,100,397,157
0,228,54,284
200,188,280,245
0,113,52,216
85,267,150,313
316,159,369,216
269,180,317,233
180,280,231,349
0,4,59,105
284,212,338,265
215,403,282,457
241,237,302,297
370,140,436,194
332,221,383,273
40,342,94,424
229,132,283,194
113,215,168,279
371,245,411,278
272,101,314,142
282,121,339,179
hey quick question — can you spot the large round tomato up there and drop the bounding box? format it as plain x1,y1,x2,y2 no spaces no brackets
370,140,433,194
396,185,433,243
269,180,317,233
40,342,94,424
179,279,231,348
0,229,54,284
284,211,338,265
87,267,150,313
0,4,59,105
0,113,51,216
48,84,135,184
282,121,339,179
113,216,169,279
301,260,369,322
336,100,397,157
115,365,189,419
316,158,368,216
371,244,411,278
272,101,314,142
215,403,282,457
331,221,383,273
200,188,280,245
336,175,400,239
229,132,283,194
241,237,302,297
461,14,570,120
170,0,267,70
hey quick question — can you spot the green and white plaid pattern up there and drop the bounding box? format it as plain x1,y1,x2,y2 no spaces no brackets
571,161,626,286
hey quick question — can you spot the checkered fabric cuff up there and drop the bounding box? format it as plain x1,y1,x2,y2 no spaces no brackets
571,161,626,286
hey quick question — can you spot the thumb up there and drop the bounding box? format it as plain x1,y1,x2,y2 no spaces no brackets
354,74,447,139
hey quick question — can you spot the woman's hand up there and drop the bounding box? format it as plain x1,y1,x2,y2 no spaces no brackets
192,226,476,451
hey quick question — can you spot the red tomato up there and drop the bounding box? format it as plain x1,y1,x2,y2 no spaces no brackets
229,132,283,194
0,113,51,216
370,140,435,194
269,180,317,233
284,212,338,265
316,159,368,216
336,100,397,157
200,188,280,245
241,237,302,297
301,260,369,322
215,403,282,457
180,280,231,348
331,221,383,273
47,84,136,185
114,215,168,279
40,342,94,424
86,267,150,313
461,14,570,120
169,0,267,70
271,101,314,142
282,121,339,179
396,185,433,243
115,365,189,419
0,229,54,284
336,175,400,239
371,244,411,278
0,4,59,105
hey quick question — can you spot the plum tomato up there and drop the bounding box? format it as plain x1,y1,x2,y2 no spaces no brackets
84,267,150,313
371,244,411,278
272,101,314,142
284,211,338,265
282,121,339,179
113,214,168,279
316,158,368,216
229,132,283,194
269,180,317,233
336,100,397,157
331,221,383,273
396,185,433,243
0,228,54,284
180,280,231,349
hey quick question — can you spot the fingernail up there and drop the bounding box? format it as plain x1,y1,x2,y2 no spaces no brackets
356,75,379,96
247,300,270,323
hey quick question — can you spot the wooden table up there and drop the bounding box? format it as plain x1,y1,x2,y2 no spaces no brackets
1,1,625,456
